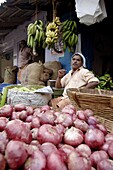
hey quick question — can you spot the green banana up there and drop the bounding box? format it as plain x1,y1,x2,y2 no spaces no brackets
64,31,72,41
34,29,39,41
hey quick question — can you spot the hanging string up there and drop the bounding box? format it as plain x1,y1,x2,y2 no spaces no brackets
52,0,57,20
35,0,38,21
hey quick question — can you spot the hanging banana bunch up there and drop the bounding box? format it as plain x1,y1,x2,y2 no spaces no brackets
61,20,78,52
27,20,45,52
44,17,61,49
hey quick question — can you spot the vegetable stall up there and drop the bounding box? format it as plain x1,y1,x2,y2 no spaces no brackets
0,86,113,169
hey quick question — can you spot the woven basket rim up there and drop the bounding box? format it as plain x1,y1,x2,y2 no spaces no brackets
67,88,113,97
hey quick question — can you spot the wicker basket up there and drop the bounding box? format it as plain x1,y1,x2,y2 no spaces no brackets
67,88,113,133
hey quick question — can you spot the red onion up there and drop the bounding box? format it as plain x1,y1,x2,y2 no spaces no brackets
68,151,91,170
46,151,67,170
97,159,113,170
64,127,84,146
31,116,40,128
105,133,113,142
0,105,13,117
90,150,109,168
11,111,20,120
40,142,58,156
0,153,6,170
0,117,9,131
55,113,73,127
100,140,112,152
0,131,9,154
74,118,89,132
19,110,28,121
84,109,94,118
61,104,76,115
37,124,62,145
76,144,92,158
58,144,75,156
5,119,32,144
5,140,28,169
76,110,86,121
87,116,97,125
85,128,105,149
40,105,51,112
25,115,33,122
14,103,26,111
24,148,46,170
26,106,34,115
96,123,107,135
40,110,56,125
108,141,113,158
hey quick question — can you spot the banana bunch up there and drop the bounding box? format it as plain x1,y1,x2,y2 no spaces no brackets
27,20,45,50
61,20,78,52
44,17,61,49
97,73,113,90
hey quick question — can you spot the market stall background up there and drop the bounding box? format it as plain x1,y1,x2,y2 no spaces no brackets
0,0,113,81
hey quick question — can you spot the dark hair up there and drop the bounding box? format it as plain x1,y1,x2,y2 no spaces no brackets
19,40,27,50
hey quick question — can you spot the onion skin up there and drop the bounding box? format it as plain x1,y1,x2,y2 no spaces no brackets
0,131,9,154
0,117,9,131
40,142,58,156
84,109,94,118
26,106,34,115
100,140,112,153
40,110,56,125
5,119,32,144
108,141,113,158
58,144,75,156
14,103,26,111
55,113,73,127
90,150,109,168
0,105,13,117
97,159,113,170
5,140,28,169
74,118,89,132
76,110,86,121
76,144,92,158
46,151,67,170
24,148,46,170
96,123,107,135
37,124,62,145
64,127,84,146
0,153,6,170
31,117,40,128
61,104,76,115
1,103,113,169
68,151,91,170
85,128,105,149
40,105,51,112
19,110,28,121
87,116,97,126
105,133,113,142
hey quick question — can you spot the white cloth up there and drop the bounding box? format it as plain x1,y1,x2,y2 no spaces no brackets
75,0,107,25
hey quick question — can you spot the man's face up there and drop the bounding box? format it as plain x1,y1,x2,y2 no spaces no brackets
71,55,83,71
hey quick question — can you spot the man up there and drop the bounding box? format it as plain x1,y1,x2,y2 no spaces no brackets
17,40,36,83
51,52,99,109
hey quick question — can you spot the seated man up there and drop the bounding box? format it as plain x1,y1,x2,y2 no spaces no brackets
51,52,100,109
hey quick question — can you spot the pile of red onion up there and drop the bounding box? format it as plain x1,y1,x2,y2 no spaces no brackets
0,103,113,170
